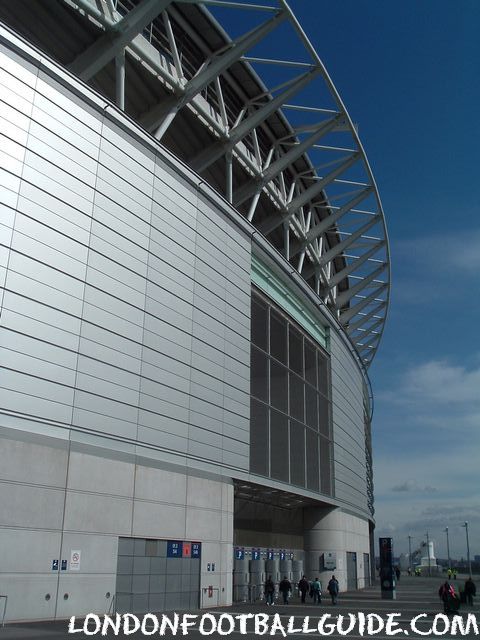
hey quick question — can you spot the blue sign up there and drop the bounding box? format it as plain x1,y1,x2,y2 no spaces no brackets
267,549,274,560
235,548,245,560
61,560,67,571
52,559,59,571
192,543,201,558
167,541,183,558
252,549,260,561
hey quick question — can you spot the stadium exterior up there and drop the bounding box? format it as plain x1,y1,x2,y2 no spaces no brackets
0,0,390,622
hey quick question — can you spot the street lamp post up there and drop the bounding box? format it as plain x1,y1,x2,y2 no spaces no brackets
445,527,451,573
462,522,471,576
408,535,413,574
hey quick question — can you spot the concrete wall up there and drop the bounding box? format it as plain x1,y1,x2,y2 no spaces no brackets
0,428,233,621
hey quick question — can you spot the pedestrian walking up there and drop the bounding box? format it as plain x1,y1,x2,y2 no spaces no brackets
264,576,275,606
298,576,309,604
279,576,292,604
464,577,476,606
327,575,339,605
311,577,322,604
438,581,456,614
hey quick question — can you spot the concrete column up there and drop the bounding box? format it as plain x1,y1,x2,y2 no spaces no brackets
303,506,370,593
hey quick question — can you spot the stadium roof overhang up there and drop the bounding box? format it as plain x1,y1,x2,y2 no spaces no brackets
0,0,391,367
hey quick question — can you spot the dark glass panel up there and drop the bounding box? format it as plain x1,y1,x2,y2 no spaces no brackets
270,309,287,364
270,409,289,482
320,436,332,495
305,384,318,430
270,360,288,413
318,353,329,397
289,420,305,487
250,400,269,475
250,346,269,403
251,295,268,351
289,326,303,376
304,342,317,387
306,429,319,492
289,372,304,422
318,396,330,437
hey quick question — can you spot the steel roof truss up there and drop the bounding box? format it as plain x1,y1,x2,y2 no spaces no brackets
191,67,321,172
340,284,387,323
346,302,387,333
318,215,381,266
70,0,173,81
233,113,342,206
335,263,387,308
328,240,386,289
288,187,373,259
258,151,359,237
141,9,289,137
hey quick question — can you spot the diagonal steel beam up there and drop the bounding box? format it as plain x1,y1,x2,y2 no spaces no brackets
288,187,374,259
319,215,381,266
70,0,173,81
328,240,386,289
190,66,322,172
335,263,387,308
259,152,361,236
346,302,386,333
139,9,289,138
349,315,385,337
340,284,387,323
233,113,344,207
301,214,381,280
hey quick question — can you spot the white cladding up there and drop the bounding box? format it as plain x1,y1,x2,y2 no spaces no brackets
0,41,251,475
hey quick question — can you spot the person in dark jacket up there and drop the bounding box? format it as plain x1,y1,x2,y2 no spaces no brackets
264,576,275,606
464,577,476,606
298,576,309,604
327,575,339,605
279,576,292,604
438,581,455,613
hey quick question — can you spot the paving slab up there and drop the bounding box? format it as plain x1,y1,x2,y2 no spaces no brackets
1,575,478,639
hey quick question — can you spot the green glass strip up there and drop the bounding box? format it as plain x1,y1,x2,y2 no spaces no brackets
251,254,328,350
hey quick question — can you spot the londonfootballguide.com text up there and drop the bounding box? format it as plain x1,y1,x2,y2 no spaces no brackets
68,611,480,636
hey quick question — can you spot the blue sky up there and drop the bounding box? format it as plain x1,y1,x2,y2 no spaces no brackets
214,0,480,560
288,0,480,561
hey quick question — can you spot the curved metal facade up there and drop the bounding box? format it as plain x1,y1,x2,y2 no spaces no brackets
0,2,380,621
0,0,390,367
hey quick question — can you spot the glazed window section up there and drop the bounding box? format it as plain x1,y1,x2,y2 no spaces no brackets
249,290,333,496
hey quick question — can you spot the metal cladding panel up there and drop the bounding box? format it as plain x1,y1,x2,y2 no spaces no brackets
0,46,251,476
330,330,369,512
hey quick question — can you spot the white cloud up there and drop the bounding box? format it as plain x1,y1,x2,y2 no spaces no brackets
391,479,437,493
372,353,480,559
402,359,480,405
395,229,480,274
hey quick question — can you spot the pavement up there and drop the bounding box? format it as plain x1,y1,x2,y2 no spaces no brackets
1,575,478,639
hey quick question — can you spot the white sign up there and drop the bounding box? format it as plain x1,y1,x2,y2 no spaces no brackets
70,550,81,571
324,552,337,570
